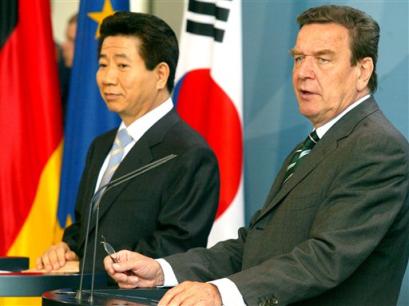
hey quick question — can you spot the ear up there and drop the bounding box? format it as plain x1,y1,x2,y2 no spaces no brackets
155,62,170,91
356,57,374,92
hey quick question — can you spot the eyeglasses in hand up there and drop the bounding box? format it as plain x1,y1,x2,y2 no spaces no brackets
101,234,119,263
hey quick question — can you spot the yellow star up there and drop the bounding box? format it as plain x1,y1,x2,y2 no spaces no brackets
88,0,115,38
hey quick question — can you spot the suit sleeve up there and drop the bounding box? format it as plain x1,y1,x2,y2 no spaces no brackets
167,132,409,305
133,146,220,257
164,211,264,281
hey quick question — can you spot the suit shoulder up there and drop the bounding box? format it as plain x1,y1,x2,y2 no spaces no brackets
90,128,117,147
165,117,213,151
337,110,409,171
357,109,409,151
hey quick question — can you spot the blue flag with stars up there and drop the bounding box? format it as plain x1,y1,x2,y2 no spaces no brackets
57,0,129,230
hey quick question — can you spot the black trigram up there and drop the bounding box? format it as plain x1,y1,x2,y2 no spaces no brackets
0,1,18,49
186,0,231,42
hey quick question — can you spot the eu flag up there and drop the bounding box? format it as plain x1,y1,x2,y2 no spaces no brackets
57,0,129,229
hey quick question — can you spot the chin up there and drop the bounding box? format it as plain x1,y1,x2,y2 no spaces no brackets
104,102,123,113
298,103,314,116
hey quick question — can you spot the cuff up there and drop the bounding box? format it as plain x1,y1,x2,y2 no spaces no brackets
156,258,179,287
209,278,246,306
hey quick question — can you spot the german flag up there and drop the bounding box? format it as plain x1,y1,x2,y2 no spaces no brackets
0,0,62,276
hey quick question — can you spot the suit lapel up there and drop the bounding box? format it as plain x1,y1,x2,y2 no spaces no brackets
262,147,298,208
256,138,336,222
254,97,379,224
83,132,116,210
85,110,180,239
91,137,153,228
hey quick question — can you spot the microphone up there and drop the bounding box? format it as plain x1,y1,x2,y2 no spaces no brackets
75,153,177,302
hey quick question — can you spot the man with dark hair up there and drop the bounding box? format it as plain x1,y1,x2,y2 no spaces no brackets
104,5,409,306
36,12,219,273
97,12,178,94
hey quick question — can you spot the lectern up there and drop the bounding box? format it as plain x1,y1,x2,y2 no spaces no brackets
43,288,169,306
0,256,29,271
0,272,107,296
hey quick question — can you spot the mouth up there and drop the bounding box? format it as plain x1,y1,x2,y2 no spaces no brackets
298,89,317,100
103,93,121,102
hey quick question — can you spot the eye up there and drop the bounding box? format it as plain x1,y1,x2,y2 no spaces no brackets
98,62,107,68
293,55,304,65
118,63,129,69
317,57,330,64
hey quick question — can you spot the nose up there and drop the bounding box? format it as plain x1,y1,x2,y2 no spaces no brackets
295,56,316,80
101,66,118,85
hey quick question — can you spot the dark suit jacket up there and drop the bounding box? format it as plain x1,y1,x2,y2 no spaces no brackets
63,110,219,272
166,97,409,306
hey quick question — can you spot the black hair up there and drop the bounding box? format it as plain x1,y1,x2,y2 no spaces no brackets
99,12,179,93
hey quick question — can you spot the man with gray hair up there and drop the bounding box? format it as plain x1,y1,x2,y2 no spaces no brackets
105,5,409,306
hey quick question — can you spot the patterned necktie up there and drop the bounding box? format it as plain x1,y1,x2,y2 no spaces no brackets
99,128,133,189
282,130,319,184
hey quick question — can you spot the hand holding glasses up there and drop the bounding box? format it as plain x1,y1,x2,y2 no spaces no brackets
101,235,119,263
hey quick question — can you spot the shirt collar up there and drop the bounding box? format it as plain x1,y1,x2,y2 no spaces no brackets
315,94,371,139
118,98,173,143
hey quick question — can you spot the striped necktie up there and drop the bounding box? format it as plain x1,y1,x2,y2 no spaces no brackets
282,130,319,184
99,128,133,189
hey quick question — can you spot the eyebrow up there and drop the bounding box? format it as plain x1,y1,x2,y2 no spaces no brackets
98,53,131,60
290,49,336,57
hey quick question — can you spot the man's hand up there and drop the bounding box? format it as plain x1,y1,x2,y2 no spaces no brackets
36,242,78,272
104,250,164,288
158,281,222,306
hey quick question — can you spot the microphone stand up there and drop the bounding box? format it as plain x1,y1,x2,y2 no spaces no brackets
75,153,177,303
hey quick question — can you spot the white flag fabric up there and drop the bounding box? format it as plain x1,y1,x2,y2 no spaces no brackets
174,0,244,246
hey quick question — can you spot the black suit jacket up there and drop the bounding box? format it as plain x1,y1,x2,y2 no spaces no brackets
63,110,219,272
166,97,409,306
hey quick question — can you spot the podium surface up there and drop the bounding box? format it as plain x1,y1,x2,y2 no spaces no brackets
43,288,169,306
0,272,107,297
